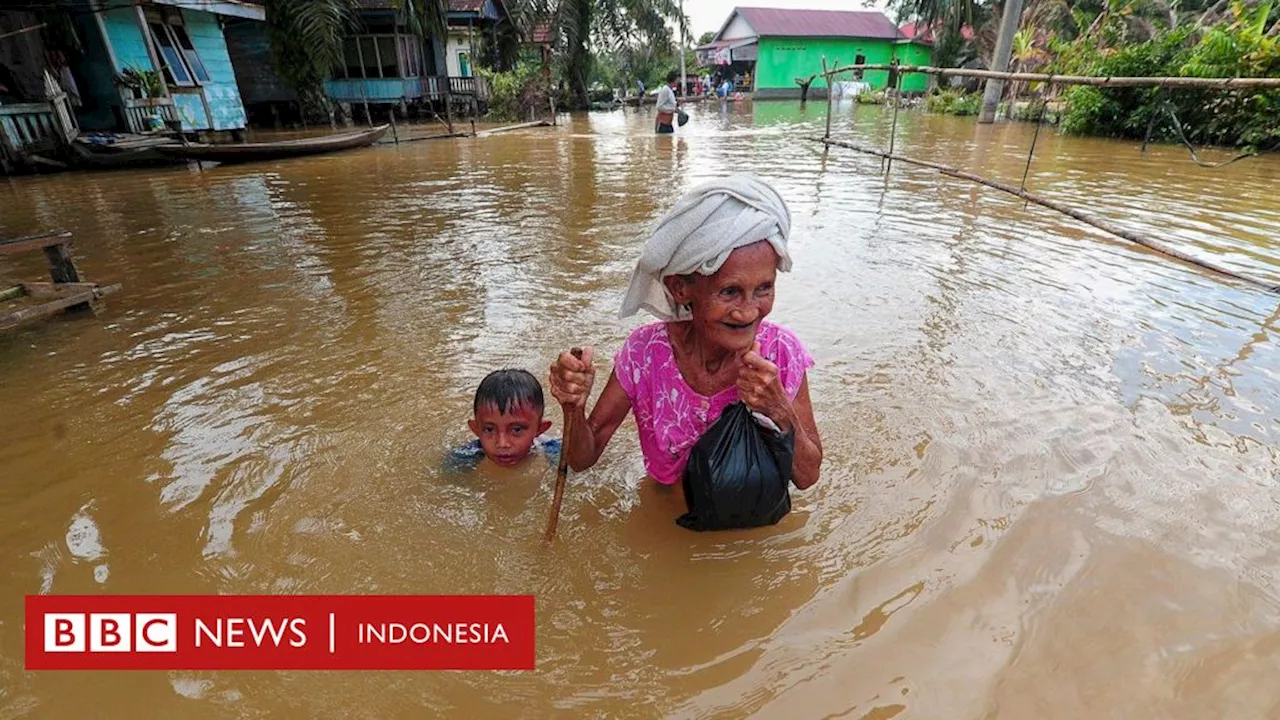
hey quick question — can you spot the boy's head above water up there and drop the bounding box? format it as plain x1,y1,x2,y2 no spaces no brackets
468,369,553,468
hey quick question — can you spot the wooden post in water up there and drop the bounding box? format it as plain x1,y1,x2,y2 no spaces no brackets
444,81,455,135
388,108,398,144
822,57,833,139
886,61,901,173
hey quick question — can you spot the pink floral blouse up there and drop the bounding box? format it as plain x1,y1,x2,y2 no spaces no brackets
613,320,815,485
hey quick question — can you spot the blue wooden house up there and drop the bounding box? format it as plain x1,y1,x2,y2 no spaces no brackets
321,0,499,114
68,0,264,136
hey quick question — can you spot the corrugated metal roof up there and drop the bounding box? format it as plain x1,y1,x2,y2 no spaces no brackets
449,0,485,12
732,7,902,40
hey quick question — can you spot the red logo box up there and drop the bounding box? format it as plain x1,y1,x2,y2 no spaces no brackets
26,595,535,670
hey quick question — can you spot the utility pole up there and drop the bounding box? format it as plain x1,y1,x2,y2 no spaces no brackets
979,0,1024,123
679,0,687,97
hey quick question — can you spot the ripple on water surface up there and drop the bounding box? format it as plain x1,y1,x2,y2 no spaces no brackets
0,103,1277,718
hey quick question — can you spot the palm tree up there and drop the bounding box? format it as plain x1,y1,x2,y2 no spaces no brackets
513,0,687,109
890,0,980,65
264,0,450,121
1007,26,1049,100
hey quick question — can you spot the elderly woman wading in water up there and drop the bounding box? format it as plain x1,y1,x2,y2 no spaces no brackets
549,175,823,493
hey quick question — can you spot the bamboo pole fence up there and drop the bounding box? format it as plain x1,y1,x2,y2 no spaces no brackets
821,63,1280,89
813,63,1280,295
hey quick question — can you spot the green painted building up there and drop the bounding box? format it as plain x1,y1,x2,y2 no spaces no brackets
696,7,935,97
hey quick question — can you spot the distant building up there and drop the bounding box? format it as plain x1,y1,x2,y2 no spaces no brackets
1,1,262,169
222,0,501,123
320,0,500,115
696,7,936,98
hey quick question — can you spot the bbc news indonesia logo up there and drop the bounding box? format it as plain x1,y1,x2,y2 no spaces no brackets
26,595,535,671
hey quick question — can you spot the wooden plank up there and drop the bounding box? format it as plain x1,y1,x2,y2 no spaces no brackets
0,103,55,116
21,282,120,299
0,288,100,331
0,231,72,256
476,120,550,137
0,232,73,255
28,155,68,169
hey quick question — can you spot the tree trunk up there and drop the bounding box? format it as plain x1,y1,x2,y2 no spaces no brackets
796,74,816,103
980,0,1024,123
565,0,592,110
1084,6,1110,37
1197,0,1229,26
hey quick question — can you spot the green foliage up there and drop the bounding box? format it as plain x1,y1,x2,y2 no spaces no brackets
925,88,982,114
117,66,165,98
479,62,553,121
264,0,359,90
1010,98,1054,121
589,41,687,93
514,0,686,109
1052,3,1280,148
857,90,888,104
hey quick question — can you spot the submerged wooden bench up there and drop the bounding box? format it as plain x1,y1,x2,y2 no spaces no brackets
0,230,121,331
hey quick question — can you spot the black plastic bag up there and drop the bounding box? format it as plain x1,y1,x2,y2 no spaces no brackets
677,401,795,531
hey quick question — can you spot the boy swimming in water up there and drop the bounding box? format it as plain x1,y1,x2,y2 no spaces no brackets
445,369,561,472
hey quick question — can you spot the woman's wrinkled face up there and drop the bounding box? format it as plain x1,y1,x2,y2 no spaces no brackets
668,241,778,353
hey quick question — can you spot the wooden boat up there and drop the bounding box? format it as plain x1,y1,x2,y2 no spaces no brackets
155,124,390,164
71,134,187,169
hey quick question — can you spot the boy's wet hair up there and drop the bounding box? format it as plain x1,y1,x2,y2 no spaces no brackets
474,369,545,415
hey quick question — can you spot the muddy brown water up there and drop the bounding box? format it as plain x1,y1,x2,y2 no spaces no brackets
1,101,1279,719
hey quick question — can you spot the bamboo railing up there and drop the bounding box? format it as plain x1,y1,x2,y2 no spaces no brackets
821,63,1280,89
811,59,1280,295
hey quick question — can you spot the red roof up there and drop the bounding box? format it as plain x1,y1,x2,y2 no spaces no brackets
898,21,975,44
728,7,901,40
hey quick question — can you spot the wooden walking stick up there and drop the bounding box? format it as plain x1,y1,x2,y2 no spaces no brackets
545,347,583,542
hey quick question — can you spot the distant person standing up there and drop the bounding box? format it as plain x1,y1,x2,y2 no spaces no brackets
655,71,679,135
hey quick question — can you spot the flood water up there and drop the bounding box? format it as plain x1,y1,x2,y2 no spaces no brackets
2,100,1279,718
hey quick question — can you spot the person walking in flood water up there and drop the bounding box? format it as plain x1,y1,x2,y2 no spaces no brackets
548,174,823,491
654,71,680,134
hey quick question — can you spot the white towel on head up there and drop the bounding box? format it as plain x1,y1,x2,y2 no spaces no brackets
619,173,793,321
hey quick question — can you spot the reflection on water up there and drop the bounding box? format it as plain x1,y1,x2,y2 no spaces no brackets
1,99,1278,718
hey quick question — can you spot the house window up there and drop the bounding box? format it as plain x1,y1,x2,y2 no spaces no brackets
343,37,362,78
170,25,210,82
398,36,423,77
146,13,209,87
337,31,421,79
377,37,397,77
359,37,379,77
